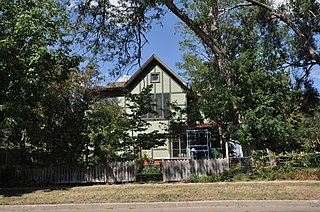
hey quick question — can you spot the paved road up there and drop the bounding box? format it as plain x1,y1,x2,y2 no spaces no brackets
1,200,320,212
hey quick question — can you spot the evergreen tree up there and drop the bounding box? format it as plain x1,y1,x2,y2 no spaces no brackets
125,85,167,158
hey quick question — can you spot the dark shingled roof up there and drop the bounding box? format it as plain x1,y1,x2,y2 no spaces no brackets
100,54,187,97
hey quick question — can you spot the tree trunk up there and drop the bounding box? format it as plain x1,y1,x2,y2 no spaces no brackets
164,0,234,86
164,0,244,125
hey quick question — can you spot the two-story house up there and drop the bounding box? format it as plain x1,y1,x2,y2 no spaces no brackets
101,55,188,160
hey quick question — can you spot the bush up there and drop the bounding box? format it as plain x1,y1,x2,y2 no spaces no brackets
141,167,161,174
182,151,320,183
136,162,162,175
235,150,320,181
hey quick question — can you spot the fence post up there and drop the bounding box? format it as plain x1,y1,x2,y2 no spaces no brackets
134,160,137,182
225,141,229,166
162,159,165,182
187,159,191,180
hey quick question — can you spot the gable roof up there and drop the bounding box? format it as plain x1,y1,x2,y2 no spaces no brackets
100,54,188,97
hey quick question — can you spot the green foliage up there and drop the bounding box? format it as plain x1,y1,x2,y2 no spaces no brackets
289,107,320,152
163,102,188,146
0,0,83,165
280,0,320,65
125,86,167,158
140,166,161,175
247,150,319,180
84,99,130,165
1,0,145,166
176,1,320,153
188,152,320,183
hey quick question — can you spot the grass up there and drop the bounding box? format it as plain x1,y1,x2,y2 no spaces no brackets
0,181,320,205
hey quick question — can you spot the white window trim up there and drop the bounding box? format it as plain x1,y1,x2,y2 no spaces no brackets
150,72,160,83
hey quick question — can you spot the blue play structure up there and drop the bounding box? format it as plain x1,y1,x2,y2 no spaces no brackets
186,126,223,159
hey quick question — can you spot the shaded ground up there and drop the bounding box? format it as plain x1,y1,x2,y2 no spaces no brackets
0,181,320,205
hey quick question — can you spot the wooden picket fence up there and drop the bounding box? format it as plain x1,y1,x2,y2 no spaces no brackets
108,161,136,183
162,159,229,182
1,161,136,185
1,159,229,185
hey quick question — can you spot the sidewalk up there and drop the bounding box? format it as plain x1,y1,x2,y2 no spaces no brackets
1,200,319,212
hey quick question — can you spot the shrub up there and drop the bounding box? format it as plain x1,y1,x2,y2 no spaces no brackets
187,151,319,183
141,167,161,175
239,150,319,181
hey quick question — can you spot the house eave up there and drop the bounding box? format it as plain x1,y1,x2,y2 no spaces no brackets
100,54,188,97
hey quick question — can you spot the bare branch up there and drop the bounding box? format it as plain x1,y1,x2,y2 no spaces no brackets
218,3,253,16
308,10,317,19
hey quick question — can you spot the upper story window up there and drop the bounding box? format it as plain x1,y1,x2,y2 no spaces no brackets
150,73,160,83
142,93,170,120
155,93,170,119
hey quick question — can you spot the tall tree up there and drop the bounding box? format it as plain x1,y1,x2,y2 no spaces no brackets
84,99,130,165
177,1,319,152
0,0,81,164
74,0,319,84
40,63,101,165
73,0,320,152
177,3,294,151
247,0,320,65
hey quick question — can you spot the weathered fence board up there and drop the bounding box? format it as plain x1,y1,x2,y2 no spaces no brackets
163,159,229,182
108,161,136,183
162,160,189,182
0,161,136,185
1,159,229,185
18,165,108,184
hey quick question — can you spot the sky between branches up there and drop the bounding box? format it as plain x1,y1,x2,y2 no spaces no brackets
103,0,320,90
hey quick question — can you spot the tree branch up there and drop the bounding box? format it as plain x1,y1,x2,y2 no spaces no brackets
218,3,253,16
163,1,221,58
246,0,320,65
163,0,233,86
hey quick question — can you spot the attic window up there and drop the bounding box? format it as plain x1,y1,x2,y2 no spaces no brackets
150,73,160,83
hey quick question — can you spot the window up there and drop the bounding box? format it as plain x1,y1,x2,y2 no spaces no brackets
155,94,162,118
150,73,160,83
163,93,170,118
172,136,187,158
143,93,170,119
155,93,170,119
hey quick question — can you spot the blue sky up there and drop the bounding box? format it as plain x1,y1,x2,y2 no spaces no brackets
105,12,184,82
104,3,320,92
137,13,183,76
